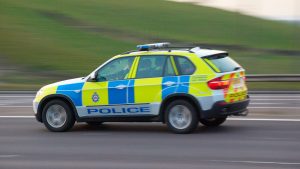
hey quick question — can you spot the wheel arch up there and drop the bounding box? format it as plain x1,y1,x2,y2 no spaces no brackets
37,94,79,122
159,93,202,123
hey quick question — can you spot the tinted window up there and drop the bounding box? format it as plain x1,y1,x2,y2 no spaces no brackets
136,56,167,78
203,54,241,73
164,57,176,76
175,56,195,75
97,57,134,82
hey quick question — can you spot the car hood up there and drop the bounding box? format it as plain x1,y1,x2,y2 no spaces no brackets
41,77,85,90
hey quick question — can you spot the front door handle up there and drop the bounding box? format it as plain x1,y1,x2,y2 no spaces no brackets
163,81,176,86
116,84,127,90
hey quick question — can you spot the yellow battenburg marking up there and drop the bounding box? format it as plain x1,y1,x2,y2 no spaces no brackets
224,72,248,103
130,56,140,78
34,85,58,102
170,56,179,75
189,75,212,97
190,84,212,97
134,78,162,103
221,74,231,80
128,56,139,79
82,82,109,106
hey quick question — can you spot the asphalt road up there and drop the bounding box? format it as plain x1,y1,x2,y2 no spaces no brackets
0,93,300,169
1,93,300,118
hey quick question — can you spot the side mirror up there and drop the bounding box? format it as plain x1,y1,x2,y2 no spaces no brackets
90,72,97,81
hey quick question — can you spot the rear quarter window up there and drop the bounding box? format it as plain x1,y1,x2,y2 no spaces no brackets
203,54,241,73
174,56,195,75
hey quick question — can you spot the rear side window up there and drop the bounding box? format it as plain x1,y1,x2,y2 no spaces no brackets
136,55,167,78
203,54,241,73
174,56,195,75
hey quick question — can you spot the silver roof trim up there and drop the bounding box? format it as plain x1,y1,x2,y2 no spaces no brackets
191,47,227,57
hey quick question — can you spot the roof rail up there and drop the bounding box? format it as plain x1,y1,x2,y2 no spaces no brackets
136,42,199,51
121,50,137,55
121,43,200,55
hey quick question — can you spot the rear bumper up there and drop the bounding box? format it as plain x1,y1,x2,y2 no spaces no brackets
201,96,250,119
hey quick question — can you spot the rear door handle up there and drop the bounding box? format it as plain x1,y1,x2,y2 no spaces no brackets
163,81,176,86
116,84,127,90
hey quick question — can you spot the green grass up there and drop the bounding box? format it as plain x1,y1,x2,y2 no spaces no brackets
0,0,299,89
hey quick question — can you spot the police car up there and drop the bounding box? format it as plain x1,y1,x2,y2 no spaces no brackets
33,43,249,134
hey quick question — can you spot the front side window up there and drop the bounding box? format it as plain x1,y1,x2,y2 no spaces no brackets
97,57,134,82
174,56,195,75
136,55,167,78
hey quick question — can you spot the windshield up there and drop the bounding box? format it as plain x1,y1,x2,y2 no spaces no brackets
203,54,241,73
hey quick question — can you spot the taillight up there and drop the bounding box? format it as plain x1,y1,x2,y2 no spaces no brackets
207,77,230,90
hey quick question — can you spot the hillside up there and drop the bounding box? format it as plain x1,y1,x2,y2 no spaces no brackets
0,0,299,89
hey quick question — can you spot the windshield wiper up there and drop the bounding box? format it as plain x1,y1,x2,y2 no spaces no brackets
233,67,241,71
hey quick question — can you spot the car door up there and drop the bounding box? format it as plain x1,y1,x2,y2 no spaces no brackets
132,55,178,115
80,56,136,117
133,55,166,104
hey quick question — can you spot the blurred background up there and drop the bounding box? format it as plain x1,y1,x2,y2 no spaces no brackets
0,0,299,90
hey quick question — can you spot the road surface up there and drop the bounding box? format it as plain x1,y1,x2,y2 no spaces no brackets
0,93,300,169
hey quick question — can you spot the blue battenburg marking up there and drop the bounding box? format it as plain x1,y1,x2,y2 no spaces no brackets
177,76,190,93
56,82,84,106
108,80,129,104
162,76,178,99
128,80,135,103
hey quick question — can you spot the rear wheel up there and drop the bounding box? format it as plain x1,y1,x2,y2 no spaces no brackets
165,100,198,134
200,117,227,127
42,99,75,132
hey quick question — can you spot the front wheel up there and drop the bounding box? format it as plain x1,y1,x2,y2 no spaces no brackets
42,99,75,132
199,117,227,127
165,100,198,134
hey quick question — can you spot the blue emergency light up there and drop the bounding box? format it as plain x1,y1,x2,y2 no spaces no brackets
137,42,170,51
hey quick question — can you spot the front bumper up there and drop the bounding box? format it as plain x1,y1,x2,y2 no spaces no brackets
33,101,43,122
33,101,39,114
201,96,250,119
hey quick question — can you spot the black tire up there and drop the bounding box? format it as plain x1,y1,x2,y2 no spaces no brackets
199,117,227,127
165,100,199,134
42,99,75,132
86,121,103,126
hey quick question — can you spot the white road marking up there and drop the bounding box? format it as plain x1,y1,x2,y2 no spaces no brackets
0,96,35,98
249,114,300,117
251,96,300,98
0,116,35,118
208,160,300,165
228,118,300,122
249,107,300,109
250,91,300,93
0,106,32,108
0,155,20,158
252,99,300,101
250,103,289,105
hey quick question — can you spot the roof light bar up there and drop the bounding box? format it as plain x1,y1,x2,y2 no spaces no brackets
137,42,170,51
